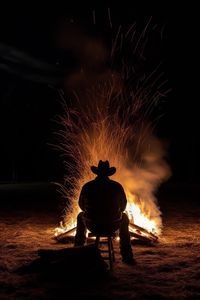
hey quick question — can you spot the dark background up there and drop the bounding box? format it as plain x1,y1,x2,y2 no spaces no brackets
0,5,199,186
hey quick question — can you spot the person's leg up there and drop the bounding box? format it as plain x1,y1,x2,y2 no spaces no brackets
119,213,134,262
74,212,87,246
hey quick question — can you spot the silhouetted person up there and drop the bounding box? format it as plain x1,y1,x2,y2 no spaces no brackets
74,160,134,264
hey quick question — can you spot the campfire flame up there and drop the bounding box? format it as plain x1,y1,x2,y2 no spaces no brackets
54,21,171,238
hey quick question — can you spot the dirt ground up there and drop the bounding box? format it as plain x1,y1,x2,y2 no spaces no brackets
0,184,200,299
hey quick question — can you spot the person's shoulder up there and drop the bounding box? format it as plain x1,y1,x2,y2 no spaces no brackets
82,180,96,189
109,179,124,189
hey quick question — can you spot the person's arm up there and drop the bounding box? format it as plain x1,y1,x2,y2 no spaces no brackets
78,186,85,211
120,186,127,212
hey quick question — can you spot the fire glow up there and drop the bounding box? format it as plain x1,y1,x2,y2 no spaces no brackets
54,22,171,239
54,82,170,239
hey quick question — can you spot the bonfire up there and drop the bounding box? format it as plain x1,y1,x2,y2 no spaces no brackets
54,19,171,244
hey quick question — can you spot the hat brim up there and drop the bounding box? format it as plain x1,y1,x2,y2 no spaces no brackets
91,166,116,176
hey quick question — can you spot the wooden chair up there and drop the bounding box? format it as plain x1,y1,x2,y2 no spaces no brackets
85,218,121,269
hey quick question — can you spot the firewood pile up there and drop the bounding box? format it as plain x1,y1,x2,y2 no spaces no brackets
55,223,158,246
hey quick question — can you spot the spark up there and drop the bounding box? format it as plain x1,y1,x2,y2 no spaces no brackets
108,7,112,29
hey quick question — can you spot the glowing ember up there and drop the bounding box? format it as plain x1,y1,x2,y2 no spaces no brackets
54,21,171,238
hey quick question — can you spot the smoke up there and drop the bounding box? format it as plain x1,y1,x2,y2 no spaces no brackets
115,132,171,234
55,18,171,235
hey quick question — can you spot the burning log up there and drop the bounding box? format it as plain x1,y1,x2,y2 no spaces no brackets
129,223,158,242
55,226,76,243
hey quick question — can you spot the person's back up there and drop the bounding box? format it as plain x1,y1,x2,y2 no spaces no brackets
79,177,126,223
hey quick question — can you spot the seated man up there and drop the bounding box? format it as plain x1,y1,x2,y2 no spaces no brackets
74,160,135,264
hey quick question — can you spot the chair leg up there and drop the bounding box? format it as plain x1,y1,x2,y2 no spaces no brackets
108,237,113,269
111,238,115,262
95,236,100,247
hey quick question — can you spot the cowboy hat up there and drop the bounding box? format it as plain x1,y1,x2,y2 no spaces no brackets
91,160,116,176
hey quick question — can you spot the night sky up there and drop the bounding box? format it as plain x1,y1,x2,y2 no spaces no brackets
0,5,199,185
